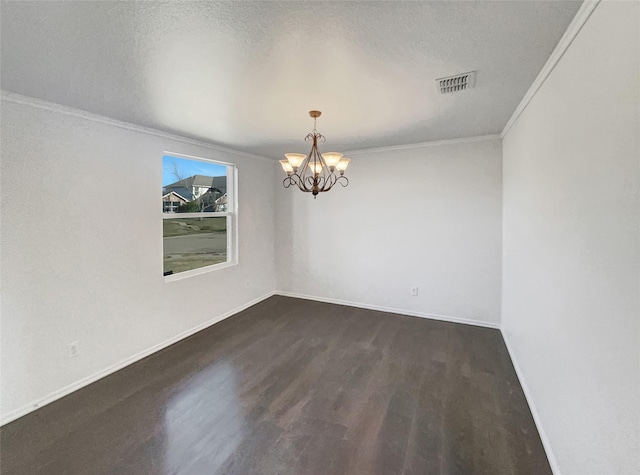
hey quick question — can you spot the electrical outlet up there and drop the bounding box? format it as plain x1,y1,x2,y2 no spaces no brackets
68,341,79,359
410,286,419,296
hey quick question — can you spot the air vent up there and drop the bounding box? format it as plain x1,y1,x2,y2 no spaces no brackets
436,71,476,94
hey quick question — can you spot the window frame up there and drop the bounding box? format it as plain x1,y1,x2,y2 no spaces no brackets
162,152,238,282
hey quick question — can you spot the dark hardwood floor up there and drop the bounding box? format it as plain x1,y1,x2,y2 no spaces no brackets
1,296,551,474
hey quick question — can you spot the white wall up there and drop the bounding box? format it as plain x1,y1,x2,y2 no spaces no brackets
276,137,503,327
501,2,640,474
0,96,277,422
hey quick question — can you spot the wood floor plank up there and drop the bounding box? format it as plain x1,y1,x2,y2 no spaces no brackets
1,296,551,474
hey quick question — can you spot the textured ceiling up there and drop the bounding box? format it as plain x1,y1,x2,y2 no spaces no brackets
1,1,582,159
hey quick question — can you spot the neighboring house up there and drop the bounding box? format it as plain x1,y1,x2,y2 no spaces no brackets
215,193,228,212
162,189,191,213
164,175,226,200
162,175,226,212
192,191,228,212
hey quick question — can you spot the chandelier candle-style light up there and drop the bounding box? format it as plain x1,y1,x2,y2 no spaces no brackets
280,110,350,198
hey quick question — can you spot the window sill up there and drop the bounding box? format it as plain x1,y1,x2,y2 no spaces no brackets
164,259,238,283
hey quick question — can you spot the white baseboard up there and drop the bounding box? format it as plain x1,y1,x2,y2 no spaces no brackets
0,291,276,426
3,291,557,475
275,291,500,329
501,331,560,475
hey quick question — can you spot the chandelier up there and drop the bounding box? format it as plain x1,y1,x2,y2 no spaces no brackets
279,110,350,198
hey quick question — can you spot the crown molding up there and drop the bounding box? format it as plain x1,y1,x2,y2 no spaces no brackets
344,134,501,156
501,0,601,139
2,0,601,162
0,90,274,163
2,89,500,158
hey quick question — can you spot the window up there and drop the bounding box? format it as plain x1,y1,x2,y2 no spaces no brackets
162,201,181,213
162,153,237,280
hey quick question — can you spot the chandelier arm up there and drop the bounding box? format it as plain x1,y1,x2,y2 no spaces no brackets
323,173,342,192
294,173,313,193
317,173,332,192
298,178,310,193
303,174,316,190
298,134,320,184
285,174,305,189
288,168,346,194
298,154,314,187
289,174,300,190
288,173,314,193
318,175,328,191
316,138,333,193
336,175,349,187
298,155,311,181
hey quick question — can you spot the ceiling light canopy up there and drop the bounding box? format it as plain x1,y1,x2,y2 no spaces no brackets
279,111,350,198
